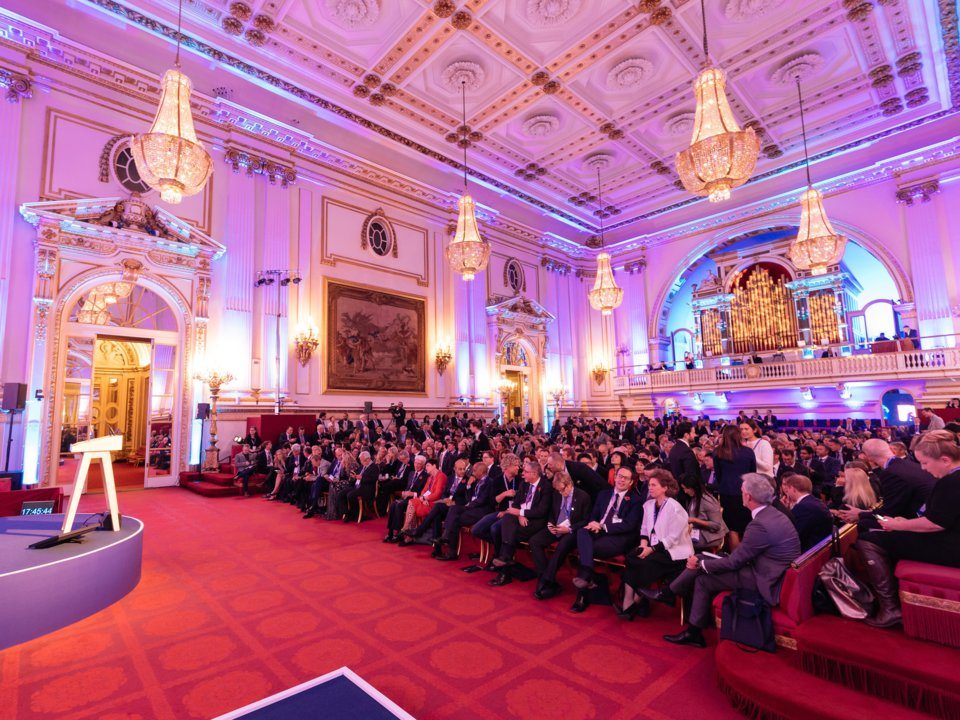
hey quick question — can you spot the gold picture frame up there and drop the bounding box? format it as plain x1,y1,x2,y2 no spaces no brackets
324,279,426,394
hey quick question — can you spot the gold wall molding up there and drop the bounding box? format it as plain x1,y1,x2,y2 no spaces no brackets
320,197,429,287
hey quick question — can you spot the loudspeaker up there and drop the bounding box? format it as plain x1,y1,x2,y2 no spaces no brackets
364,401,373,414
196,403,210,420
1,383,26,411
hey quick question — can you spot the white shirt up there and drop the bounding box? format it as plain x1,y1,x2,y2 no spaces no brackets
520,479,540,516
602,490,627,527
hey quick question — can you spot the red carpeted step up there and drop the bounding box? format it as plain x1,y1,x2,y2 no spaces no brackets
794,615,960,719
179,480,239,498
715,640,934,720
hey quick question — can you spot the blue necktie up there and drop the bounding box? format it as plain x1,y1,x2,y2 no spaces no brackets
559,495,571,524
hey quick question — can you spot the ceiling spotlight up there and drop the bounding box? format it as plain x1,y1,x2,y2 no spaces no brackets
292,275,302,285
280,277,291,286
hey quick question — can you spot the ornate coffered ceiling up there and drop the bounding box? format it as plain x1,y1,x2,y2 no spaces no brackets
33,1,960,242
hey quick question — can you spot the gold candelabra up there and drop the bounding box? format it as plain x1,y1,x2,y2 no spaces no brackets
294,318,319,367
193,369,234,471
435,342,453,375
548,386,568,410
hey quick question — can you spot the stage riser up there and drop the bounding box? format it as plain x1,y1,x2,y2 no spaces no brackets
0,514,143,650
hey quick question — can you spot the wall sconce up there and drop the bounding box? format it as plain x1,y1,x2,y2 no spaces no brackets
591,363,608,385
801,387,814,401
294,318,319,367
837,383,851,400
496,376,516,398
435,342,453,375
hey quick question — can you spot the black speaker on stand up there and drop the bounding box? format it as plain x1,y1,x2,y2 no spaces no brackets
2,383,27,473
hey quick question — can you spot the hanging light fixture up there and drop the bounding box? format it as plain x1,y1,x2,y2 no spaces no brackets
675,0,759,202
446,80,490,281
587,168,623,315
130,0,212,204
788,77,846,275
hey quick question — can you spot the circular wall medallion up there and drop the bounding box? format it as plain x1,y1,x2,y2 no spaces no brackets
361,209,397,258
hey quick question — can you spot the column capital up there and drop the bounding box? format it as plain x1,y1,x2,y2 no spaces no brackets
896,179,940,206
0,68,32,103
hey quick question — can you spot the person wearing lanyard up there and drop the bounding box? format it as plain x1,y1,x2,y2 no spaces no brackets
489,458,554,586
528,468,592,600
571,467,644,614
620,469,693,620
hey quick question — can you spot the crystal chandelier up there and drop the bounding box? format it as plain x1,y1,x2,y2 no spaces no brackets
130,0,212,204
675,0,759,203
788,78,846,275
587,168,623,315
446,81,490,281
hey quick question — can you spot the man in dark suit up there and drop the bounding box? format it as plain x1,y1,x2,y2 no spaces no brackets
436,462,496,560
653,473,801,648
469,453,521,560
277,426,296,448
489,458,555,586
773,447,808,491
529,468,592,599
439,438,458,478
408,458,470,544
668,422,702,490
383,455,427,543
376,450,413,512
341,450,379,521
837,439,936,527
571,466,644,613
549,453,605,500
468,419,492,464
811,444,842,492
782,473,833,551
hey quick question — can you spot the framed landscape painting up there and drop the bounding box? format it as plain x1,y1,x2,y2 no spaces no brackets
325,280,426,394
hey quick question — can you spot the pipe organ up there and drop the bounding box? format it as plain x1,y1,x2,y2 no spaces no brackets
691,241,854,359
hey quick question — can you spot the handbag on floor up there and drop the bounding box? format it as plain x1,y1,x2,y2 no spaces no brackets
720,589,776,653
817,557,876,620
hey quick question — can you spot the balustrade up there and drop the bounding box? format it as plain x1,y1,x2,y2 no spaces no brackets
614,346,960,395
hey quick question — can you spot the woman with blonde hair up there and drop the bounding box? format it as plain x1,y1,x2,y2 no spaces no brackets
838,467,879,512
325,449,357,520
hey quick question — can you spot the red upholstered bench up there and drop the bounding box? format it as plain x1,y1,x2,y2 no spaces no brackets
713,524,858,650
896,560,960,648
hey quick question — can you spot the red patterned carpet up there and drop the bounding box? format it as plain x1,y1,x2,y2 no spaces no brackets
0,488,743,720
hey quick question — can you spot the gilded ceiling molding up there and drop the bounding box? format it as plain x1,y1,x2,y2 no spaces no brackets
0,67,32,102
526,0,582,27
541,256,572,275
223,149,297,186
895,180,940,206
770,52,823,84
725,0,787,22
70,0,595,230
326,0,380,29
606,58,653,89
442,61,485,93
8,1,960,241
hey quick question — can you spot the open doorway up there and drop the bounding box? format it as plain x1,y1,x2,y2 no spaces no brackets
58,336,152,490
54,281,181,489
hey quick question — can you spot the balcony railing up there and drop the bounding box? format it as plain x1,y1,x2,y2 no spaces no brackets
614,346,960,394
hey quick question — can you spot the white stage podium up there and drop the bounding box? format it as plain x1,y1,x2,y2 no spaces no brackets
61,435,123,534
